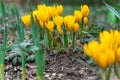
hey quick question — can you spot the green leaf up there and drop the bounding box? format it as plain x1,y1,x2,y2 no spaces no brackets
26,55,35,62
104,2,120,19
1,0,6,17
12,57,17,66
27,46,39,52
108,11,116,25
19,42,31,49
44,32,48,47
7,44,19,51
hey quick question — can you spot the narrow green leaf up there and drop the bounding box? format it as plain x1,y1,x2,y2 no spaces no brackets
104,2,120,19
108,11,116,25
1,0,6,17
63,26,68,47
3,26,7,50
108,1,120,9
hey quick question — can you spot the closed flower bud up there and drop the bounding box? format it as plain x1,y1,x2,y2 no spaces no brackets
45,21,54,32
53,16,63,26
106,49,115,66
39,20,44,28
21,14,31,27
74,10,82,23
64,15,75,31
57,25,62,35
81,4,89,17
56,5,63,15
98,53,107,69
83,17,88,26
73,23,79,33
84,40,99,58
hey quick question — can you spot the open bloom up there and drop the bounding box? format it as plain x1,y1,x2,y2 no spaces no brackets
84,30,117,69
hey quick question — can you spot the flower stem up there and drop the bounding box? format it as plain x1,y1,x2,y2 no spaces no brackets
100,68,106,80
72,31,75,48
0,64,4,80
22,68,26,80
114,62,120,79
106,67,111,80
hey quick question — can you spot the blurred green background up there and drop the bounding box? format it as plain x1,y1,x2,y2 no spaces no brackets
1,0,120,29
3,0,120,6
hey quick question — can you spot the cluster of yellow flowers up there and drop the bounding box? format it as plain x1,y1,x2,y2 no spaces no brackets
84,30,120,69
21,4,89,35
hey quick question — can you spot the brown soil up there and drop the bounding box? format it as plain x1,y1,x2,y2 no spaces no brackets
4,50,98,80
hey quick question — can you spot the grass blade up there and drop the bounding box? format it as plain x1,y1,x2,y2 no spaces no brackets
104,2,120,19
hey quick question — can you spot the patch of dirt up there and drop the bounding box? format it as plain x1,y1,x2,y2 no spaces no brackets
4,51,98,80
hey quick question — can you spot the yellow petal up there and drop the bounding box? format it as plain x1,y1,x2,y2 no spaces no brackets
81,4,89,17
45,21,54,32
56,5,63,15
57,25,62,35
73,23,79,33
106,49,115,66
98,53,107,69
83,44,92,57
53,16,63,26
21,14,31,27
83,17,88,26
74,10,82,23
63,15,75,31
39,20,44,28
116,47,120,64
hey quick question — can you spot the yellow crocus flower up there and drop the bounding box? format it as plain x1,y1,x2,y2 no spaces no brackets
113,30,119,51
73,23,79,33
32,10,47,28
84,40,99,58
56,5,63,15
64,15,75,31
21,14,31,27
81,4,89,17
116,47,120,64
99,31,114,49
84,44,92,57
98,53,107,69
48,6,55,18
37,4,47,11
74,10,82,23
84,30,120,69
106,49,115,66
57,25,62,35
39,20,44,28
53,16,63,26
83,17,88,26
45,21,54,32
32,10,40,24
38,10,49,24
